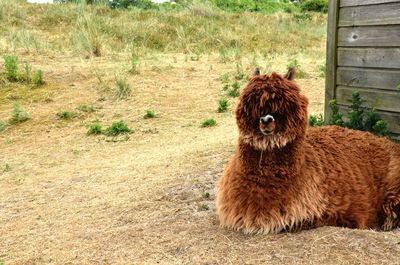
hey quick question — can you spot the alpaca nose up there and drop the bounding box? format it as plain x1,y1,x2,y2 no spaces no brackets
260,114,275,124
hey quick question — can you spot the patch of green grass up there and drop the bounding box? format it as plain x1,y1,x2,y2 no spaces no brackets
228,82,241,97
319,64,326,78
33,69,44,86
87,122,103,135
143,110,155,119
78,104,95,113
3,54,19,81
24,63,32,84
217,98,229,113
115,76,131,99
57,111,78,120
234,62,244,80
9,102,30,124
201,118,217,128
105,121,131,136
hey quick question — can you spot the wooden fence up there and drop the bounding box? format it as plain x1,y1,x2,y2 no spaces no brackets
325,0,400,135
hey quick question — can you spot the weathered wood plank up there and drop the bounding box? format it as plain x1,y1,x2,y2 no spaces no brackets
339,3,400,26
341,0,400,7
338,26,400,47
336,104,400,134
337,67,400,90
336,86,400,112
325,0,340,122
337,48,400,68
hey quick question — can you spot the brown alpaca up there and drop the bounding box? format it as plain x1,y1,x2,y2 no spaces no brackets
216,69,400,234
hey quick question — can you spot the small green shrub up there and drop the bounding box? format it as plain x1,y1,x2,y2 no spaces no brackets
57,111,77,120
328,99,344,127
115,76,131,99
33,69,44,86
109,0,157,9
129,47,140,74
201,118,217,128
9,102,30,124
105,121,131,136
300,0,328,13
217,98,229,112
3,55,19,81
228,82,240,97
143,110,155,119
78,104,95,113
87,122,103,135
345,92,364,130
309,114,324,127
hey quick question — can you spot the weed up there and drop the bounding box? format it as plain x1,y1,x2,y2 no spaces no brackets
218,73,230,83
309,114,324,127
0,120,7,132
3,55,19,81
217,98,229,112
234,62,244,80
345,92,364,130
222,84,229,91
228,82,240,97
143,110,155,119
115,76,131,99
218,47,229,63
129,45,140,74
3,163,10,173
87,122,103,135
319,64,326,78
328,99,344,127
203,192,211,199
33,69,44,86
78,104,95,113
105,121,131,136
24,63,32,84
9,102,30,124
57,111,77,120
201,118,217,128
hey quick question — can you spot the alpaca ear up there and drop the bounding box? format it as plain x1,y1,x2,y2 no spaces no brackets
253,67,260,76
284,67,296,81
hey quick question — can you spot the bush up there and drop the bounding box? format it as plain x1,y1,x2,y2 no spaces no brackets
217,98,229,112
33,69,44,86
0,120,7,132
143,110,155,119
201,118,216,127
105,121,131,136
300,0,328,13
109,0,157,9
9,102,30,124
57,111,78,120
115,76,132,99
228,82,241,97
78,104,95,113
87,122,103,135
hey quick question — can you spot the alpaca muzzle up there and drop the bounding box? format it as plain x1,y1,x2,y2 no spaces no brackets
259,114,276,135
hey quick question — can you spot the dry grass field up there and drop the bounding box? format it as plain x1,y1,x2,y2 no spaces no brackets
1,1,399,264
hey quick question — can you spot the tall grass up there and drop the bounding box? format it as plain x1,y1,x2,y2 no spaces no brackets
0,0,327,56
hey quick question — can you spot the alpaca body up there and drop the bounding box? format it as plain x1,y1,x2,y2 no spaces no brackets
216,70,400,233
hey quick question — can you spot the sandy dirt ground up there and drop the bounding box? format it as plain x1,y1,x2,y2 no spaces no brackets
1,53,399,265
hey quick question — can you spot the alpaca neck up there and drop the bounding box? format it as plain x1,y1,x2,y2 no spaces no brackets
238,136,305,180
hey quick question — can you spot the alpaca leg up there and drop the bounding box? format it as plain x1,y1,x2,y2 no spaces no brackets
382,194,400,231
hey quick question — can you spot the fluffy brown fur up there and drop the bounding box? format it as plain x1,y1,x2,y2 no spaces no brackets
216,69,400,234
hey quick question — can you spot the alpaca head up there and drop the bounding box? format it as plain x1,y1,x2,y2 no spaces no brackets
235,68,309,150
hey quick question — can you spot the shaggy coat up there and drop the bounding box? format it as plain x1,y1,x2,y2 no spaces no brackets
216,70,400,234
